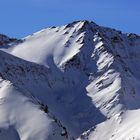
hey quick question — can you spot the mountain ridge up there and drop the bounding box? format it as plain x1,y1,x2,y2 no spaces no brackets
0,20,140,140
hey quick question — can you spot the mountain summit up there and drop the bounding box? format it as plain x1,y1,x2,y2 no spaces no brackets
0,20,140,140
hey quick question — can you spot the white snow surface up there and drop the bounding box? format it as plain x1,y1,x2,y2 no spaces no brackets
0,20,140,140
0,79,52,140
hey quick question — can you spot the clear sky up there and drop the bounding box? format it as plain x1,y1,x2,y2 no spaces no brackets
0,0,139,38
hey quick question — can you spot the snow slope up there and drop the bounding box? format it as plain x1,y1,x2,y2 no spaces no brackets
0,50,73,140
0,20,140,140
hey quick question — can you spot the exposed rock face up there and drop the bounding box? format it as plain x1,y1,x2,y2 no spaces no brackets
0,34,22,48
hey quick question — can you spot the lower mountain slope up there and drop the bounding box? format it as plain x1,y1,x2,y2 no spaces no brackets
0,51,74,140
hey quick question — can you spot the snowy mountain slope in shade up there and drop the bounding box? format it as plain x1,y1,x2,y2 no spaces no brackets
0,48,106,138
0,79,51,140
1,20,140,140
0,75,73,140
0,37,74,139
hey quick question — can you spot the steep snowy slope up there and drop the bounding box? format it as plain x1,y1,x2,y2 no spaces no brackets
0,41,106,138
0,20,140,140
0,51,73,140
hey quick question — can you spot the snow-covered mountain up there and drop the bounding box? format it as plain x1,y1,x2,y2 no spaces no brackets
0,20,140,140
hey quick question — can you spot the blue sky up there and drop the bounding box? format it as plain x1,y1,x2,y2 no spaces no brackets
0,0,140,38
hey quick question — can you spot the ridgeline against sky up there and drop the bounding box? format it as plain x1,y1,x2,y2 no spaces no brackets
0,0,139,38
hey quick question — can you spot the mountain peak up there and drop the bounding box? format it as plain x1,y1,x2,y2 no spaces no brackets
0,21,140,140
71,20,97,25
63,20,97,30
